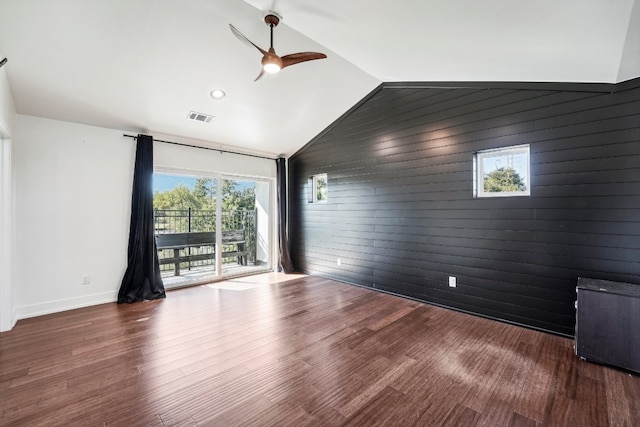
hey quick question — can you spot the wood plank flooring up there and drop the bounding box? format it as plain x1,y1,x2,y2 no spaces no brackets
1,273,638,426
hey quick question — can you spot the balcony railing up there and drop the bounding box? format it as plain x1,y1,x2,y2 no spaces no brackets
153,208,257,274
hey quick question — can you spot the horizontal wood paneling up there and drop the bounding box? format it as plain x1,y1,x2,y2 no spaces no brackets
289,79,640,336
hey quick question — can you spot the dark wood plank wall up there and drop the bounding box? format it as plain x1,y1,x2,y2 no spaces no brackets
288,78,640,337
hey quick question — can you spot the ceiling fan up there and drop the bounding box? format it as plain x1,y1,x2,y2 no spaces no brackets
229,13,327,81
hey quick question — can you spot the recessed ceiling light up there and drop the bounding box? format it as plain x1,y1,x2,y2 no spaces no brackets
210,89,226,100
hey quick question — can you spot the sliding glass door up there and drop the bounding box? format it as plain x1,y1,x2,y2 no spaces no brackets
153,172,272,288
220,178,271,278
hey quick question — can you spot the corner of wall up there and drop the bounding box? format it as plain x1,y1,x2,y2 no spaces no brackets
0,136,16,332
0,50,16,136
0,50,17,332
617,0,640,82
290,83,385,160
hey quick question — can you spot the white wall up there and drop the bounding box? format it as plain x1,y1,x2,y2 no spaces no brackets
154,141,277,179
14,115,135,319
617,0,640,82
12,117,279,322
0,51,14,136
0,50,17,332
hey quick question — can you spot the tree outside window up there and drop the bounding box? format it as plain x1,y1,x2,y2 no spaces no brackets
484,167,526,193
310,173,328,203
475,145,530,197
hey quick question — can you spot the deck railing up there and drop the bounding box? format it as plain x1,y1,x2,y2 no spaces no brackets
153,208,257,273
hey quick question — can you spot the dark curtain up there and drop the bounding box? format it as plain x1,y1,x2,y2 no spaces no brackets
276,157,294,273
117,134,166,303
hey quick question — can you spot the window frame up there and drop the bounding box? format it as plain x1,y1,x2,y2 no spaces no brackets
474,144,530,198
309,173,328,203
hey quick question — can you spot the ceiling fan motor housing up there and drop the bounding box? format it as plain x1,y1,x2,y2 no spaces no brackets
264,14,280,27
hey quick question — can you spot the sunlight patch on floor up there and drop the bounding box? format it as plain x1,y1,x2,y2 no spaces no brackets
204,272,307,290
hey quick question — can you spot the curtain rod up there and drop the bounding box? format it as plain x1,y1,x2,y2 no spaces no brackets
123,133,277,161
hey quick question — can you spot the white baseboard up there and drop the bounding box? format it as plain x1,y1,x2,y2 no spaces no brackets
0,309,17,332
15,291,117,321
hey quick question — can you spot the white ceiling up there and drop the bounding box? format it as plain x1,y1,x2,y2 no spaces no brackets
0,0,638,158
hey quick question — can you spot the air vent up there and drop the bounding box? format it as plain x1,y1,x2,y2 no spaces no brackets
187,111,214,123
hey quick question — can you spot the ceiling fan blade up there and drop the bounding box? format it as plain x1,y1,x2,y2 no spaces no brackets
281,52,327,69
254,67,266,82
229,24,268,56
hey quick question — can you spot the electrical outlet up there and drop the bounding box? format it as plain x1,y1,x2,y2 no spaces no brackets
81,275,91,285
448,276,456,288
337,258,341,266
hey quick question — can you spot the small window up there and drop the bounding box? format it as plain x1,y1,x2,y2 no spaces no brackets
474,145,530,197
309,173,328,203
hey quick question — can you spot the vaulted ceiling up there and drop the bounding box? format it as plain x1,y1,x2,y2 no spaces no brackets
0,0,638,157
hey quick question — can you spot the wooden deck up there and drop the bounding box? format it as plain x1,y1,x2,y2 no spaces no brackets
1,273,638,426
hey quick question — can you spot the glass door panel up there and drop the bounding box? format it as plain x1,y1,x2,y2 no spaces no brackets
153,173,218,288
153,172,272,286
221,178,271,278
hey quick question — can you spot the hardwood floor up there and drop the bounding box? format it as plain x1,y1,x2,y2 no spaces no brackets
1,273,638,426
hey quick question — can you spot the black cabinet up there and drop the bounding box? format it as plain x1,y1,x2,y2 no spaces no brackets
575,277,640,373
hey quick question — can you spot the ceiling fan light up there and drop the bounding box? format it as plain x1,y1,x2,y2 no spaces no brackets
263,62,281,73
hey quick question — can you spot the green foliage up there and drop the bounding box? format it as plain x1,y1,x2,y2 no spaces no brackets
153,178,255,212
193,178,216,210
221,180,255,213
483,167,526,192
316,176,327,201
153,178,256,233
153,185,203,210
